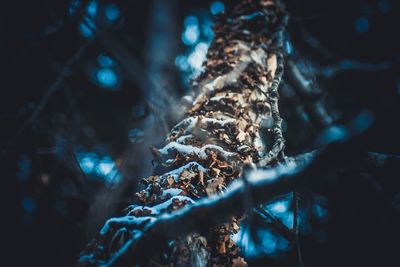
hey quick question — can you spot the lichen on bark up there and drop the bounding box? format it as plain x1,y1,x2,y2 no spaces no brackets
78,1,288,266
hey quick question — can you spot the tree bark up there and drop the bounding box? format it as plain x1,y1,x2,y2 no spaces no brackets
78,0,287,266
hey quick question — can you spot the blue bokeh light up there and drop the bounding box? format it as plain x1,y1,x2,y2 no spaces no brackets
201,19,214,39
266,195,291,214
276,236,290,251
182,24,200,45
79,21,95,38
313,204,329,221
128,128,144,144
96,67,118,89
267,200,290,214
97,54,113,67
184,16,199,28
86,0,97,17
187,42,208,71
233,226,280,258
210,1,225,15
175,55,190,71
16,154,31,182
319,125,349,144
378,0,391,14
22,196,36,215
340,59,353,69
69,0,81,15
354,16,369,33
258,229,277,254
177,10,216,84
79,152,97,173
105,4,120,22
96,157,115,176
285,40,293,55
77,152,120,184
282,212,294,229
350,110,375,134
236,227,259,257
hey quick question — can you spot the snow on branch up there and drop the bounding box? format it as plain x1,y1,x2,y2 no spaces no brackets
104,139,363,267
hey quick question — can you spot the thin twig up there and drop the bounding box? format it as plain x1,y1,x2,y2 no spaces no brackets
285,60,333,129
259,18,288,166
17,42,91,137
316,57,400,78
103,140,363,266
293,190,304,267
254,206,295,241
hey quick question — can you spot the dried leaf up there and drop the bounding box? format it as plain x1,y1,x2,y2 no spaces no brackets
180,170,197,181
205,177,224,196
199,170,205,186
236,130,247,143
232,257,247,267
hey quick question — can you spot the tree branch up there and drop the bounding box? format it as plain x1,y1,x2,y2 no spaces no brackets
101,140,362,266
285,60,333,129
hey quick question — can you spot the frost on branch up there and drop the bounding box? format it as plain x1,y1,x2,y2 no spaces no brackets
78,0,288,266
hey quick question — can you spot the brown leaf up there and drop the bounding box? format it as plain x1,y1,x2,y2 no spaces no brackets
167,176,175,186
217,242,226,254
198,170,205,186
236,130,247,143
232,257,247,267
211,167,221,177
179,170,197,181
205,177,224,196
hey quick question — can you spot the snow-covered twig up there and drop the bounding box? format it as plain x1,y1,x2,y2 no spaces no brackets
105,141,362,266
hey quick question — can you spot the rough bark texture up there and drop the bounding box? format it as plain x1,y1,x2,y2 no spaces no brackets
78,0,287,266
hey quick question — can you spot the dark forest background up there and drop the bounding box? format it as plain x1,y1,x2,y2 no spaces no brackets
1,0,400,266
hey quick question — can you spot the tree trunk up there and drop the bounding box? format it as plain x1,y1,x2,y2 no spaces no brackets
78,0,287,266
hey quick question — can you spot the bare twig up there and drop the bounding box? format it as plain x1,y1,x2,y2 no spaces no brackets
259,16,288,166
2,18,120,158
285,60,333,129
17,42,91,137
316,57,400,78
254,206,295,241
293,190,304,267
103,140,362,266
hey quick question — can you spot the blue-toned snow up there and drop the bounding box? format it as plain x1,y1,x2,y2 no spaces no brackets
240,12,263,21
187,42,208,71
